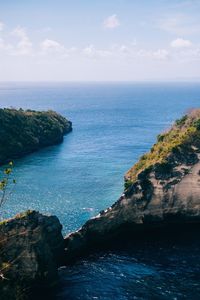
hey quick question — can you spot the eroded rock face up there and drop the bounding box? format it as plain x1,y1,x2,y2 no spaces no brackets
0,211,64,300
64,133,200,262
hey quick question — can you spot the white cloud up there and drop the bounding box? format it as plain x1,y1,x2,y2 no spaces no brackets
0,22,4,31
119,45,129,55
40,39,65,54
153,49,169,60
0,38,13,52
40,39,77,58
136,48,169,61
0,38,6,50
0,20,197,66
171,38,192,48
12,26,27,39
82,44,170,62
83,44,111,58
103,14,120,29
11,26,33,55
83,44,95,57
174,47,200,62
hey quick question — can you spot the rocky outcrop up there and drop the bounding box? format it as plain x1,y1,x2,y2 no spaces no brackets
0,211,64,300
64,109,200,261
0,108,72,165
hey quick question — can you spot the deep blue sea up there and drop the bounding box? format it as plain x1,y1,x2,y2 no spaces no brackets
0,82,200,299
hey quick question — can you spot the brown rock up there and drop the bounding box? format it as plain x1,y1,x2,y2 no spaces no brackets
0,210,64,300
64,111,200,262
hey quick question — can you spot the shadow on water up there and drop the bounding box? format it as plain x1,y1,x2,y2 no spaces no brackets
34,225,200,300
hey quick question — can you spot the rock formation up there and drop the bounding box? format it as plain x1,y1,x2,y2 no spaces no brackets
64,109,200,261
1,109,200,298
0,108,72,165
0,210,64,300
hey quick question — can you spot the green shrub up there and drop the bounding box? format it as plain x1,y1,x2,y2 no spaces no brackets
124,180,133,190
175,115,188,126
126,109,200,183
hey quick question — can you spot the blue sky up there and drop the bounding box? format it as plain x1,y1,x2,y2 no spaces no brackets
0,0,200,81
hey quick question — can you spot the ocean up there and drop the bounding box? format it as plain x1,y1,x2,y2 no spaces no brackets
0,82,200,299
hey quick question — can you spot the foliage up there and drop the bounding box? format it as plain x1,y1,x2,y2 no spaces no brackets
126,109,200,183
193,119,200,130
124,180,133,190
175,115,188,126
15,210,34,219
0,162,16,211
0,108,72,165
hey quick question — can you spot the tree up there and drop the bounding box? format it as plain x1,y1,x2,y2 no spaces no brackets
0,162,16,210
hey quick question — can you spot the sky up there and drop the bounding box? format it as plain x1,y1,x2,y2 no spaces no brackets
0,0,200,81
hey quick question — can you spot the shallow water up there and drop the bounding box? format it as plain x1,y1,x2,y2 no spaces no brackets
0,82,200,299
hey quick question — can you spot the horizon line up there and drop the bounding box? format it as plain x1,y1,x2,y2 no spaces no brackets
0,79,200,84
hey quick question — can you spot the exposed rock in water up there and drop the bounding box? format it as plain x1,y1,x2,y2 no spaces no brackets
64,109,200,261
0,211,64,300
0,108,72,165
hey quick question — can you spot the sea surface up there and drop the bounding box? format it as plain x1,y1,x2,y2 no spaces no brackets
0,82,200,299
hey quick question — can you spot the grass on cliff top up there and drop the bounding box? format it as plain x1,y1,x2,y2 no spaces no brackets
0,210,35,226
125,109,200,185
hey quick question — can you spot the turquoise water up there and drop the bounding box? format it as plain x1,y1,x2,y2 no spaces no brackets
1,82,200,233
0,82,200,299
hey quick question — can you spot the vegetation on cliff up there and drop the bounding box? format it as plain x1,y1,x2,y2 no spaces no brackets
65,109,200,263
125,109,200,186
0,162,15,211
0,108,72,165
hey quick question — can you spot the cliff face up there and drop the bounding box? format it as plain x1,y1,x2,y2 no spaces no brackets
0,108,72,165
64,109,200,261
0,211,64,300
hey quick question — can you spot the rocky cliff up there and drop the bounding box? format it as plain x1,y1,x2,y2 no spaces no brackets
1,109,200,298
64,109,200,261
0,108,72,165
0,211,64,300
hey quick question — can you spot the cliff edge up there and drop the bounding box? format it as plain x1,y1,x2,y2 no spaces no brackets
0,211,64,300
64,109,200,261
